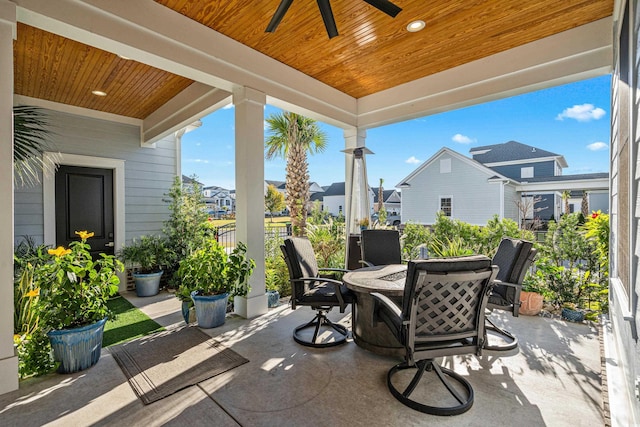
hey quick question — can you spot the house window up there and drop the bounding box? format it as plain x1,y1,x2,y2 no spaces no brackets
440,158,451,173
521,167,534,179
440,197,452,216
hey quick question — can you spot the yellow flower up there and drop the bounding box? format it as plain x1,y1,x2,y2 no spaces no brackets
75,230,94,239
26,288,40,298
48,246,71,257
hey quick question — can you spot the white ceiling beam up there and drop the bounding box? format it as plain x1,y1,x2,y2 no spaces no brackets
14,0,358,129
143,83,231,146
357,18,613,129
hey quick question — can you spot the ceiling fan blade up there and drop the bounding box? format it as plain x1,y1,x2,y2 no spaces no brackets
317,0,339,39
362,0,402,18
266,0,294,33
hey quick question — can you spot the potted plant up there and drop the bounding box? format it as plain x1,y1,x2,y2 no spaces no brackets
176,240,255,328
265,270,281,308
34,231,123,373
519,271,546,316
119,235,170,297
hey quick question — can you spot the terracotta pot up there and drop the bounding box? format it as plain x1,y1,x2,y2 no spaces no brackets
520,291,544,316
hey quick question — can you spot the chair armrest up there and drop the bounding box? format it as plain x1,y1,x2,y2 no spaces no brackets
371,292,402,319
290,276,347,310
492,279,523,316
371,292,404,341
359,260,374,268
318,267,350,274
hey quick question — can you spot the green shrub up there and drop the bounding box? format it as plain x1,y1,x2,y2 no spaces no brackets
535,213,608,312
401,222,431,260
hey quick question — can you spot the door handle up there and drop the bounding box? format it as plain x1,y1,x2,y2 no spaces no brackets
105,242,115,247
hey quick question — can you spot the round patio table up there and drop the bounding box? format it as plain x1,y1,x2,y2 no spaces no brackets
343,264,407,358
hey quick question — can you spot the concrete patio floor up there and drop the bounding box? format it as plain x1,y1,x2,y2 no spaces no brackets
0,290,604,426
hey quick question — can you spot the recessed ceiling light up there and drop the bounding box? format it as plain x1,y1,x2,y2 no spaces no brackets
118,55,131,60
91,90,107,96
407,20,425,32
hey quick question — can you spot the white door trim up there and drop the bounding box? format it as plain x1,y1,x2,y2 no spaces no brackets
43,153,125,255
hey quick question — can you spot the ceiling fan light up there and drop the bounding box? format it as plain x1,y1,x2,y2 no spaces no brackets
91,90,107,96
407,20,425,32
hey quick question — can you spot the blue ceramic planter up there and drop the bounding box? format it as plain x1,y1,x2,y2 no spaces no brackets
191,292,229,328
47,318,107,374
181,301,196,325
267,290,280,308
133,270,163,297
561,307,585,322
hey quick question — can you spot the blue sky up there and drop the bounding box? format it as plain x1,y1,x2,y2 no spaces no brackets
181,74,611,190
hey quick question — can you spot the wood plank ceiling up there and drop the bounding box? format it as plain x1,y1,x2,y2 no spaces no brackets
13,0,613,119
13,24,194,120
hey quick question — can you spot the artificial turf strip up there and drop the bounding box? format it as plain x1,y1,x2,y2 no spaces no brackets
103,295,165,347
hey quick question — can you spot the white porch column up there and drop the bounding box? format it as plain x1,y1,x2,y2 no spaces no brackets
0,0,18,395
343,128,367,268
232,87,267,318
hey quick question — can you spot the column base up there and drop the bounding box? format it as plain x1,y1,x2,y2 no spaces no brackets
0,354,18,396
234,293,268,319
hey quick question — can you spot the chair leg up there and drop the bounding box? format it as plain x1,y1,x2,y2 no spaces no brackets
293,310,348,348
484,316,518,351
387,360,474,416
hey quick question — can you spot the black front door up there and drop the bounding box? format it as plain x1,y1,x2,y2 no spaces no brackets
55,165,114,258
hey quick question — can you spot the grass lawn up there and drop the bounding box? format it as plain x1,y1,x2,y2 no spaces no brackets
102,295,164,347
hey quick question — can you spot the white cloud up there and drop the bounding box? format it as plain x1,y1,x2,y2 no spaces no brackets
587,141,608,151
405,156,421,164
452,133,475,144
223,103,234,110
186,158,210,164
556,104,606,122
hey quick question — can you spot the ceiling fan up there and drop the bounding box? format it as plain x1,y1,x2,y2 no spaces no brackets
265,0,402,39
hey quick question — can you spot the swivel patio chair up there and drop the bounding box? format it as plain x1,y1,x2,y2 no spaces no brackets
281,237,354,348
372,256,498,415
485,237,537,351
360,229,402,267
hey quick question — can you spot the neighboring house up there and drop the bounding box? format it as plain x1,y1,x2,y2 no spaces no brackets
265,180,327,214
398,148,520,225
398,141,609,226
320,182,377,217
203,185,234,212
471,141,608,220
371,187,401,215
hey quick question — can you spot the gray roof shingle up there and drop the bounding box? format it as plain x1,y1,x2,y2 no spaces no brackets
470,140,561,163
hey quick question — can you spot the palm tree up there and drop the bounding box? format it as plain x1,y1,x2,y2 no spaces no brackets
562,190,571,215
581,190,589,217
13,106,56,187
265,112,327,236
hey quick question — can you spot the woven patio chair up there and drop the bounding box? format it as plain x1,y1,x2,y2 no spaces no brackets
281,237,354,348
485,237,537,351
372,256,498,415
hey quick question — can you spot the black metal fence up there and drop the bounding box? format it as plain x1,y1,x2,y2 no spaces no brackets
215,222,291,249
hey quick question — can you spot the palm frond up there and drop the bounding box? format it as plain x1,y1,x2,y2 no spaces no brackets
13,106,57,187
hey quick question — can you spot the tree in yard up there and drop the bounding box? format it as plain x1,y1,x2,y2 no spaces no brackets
377,178,387,225
265,112,327,236
581,190,589,217
562,190,571,215
265,184,285,222
514,194,546,230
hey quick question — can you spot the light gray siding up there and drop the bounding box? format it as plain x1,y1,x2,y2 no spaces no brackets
401,154,502,225
589,191,609,213
503,184,520,222
13,109,178,246
608,1,640,423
